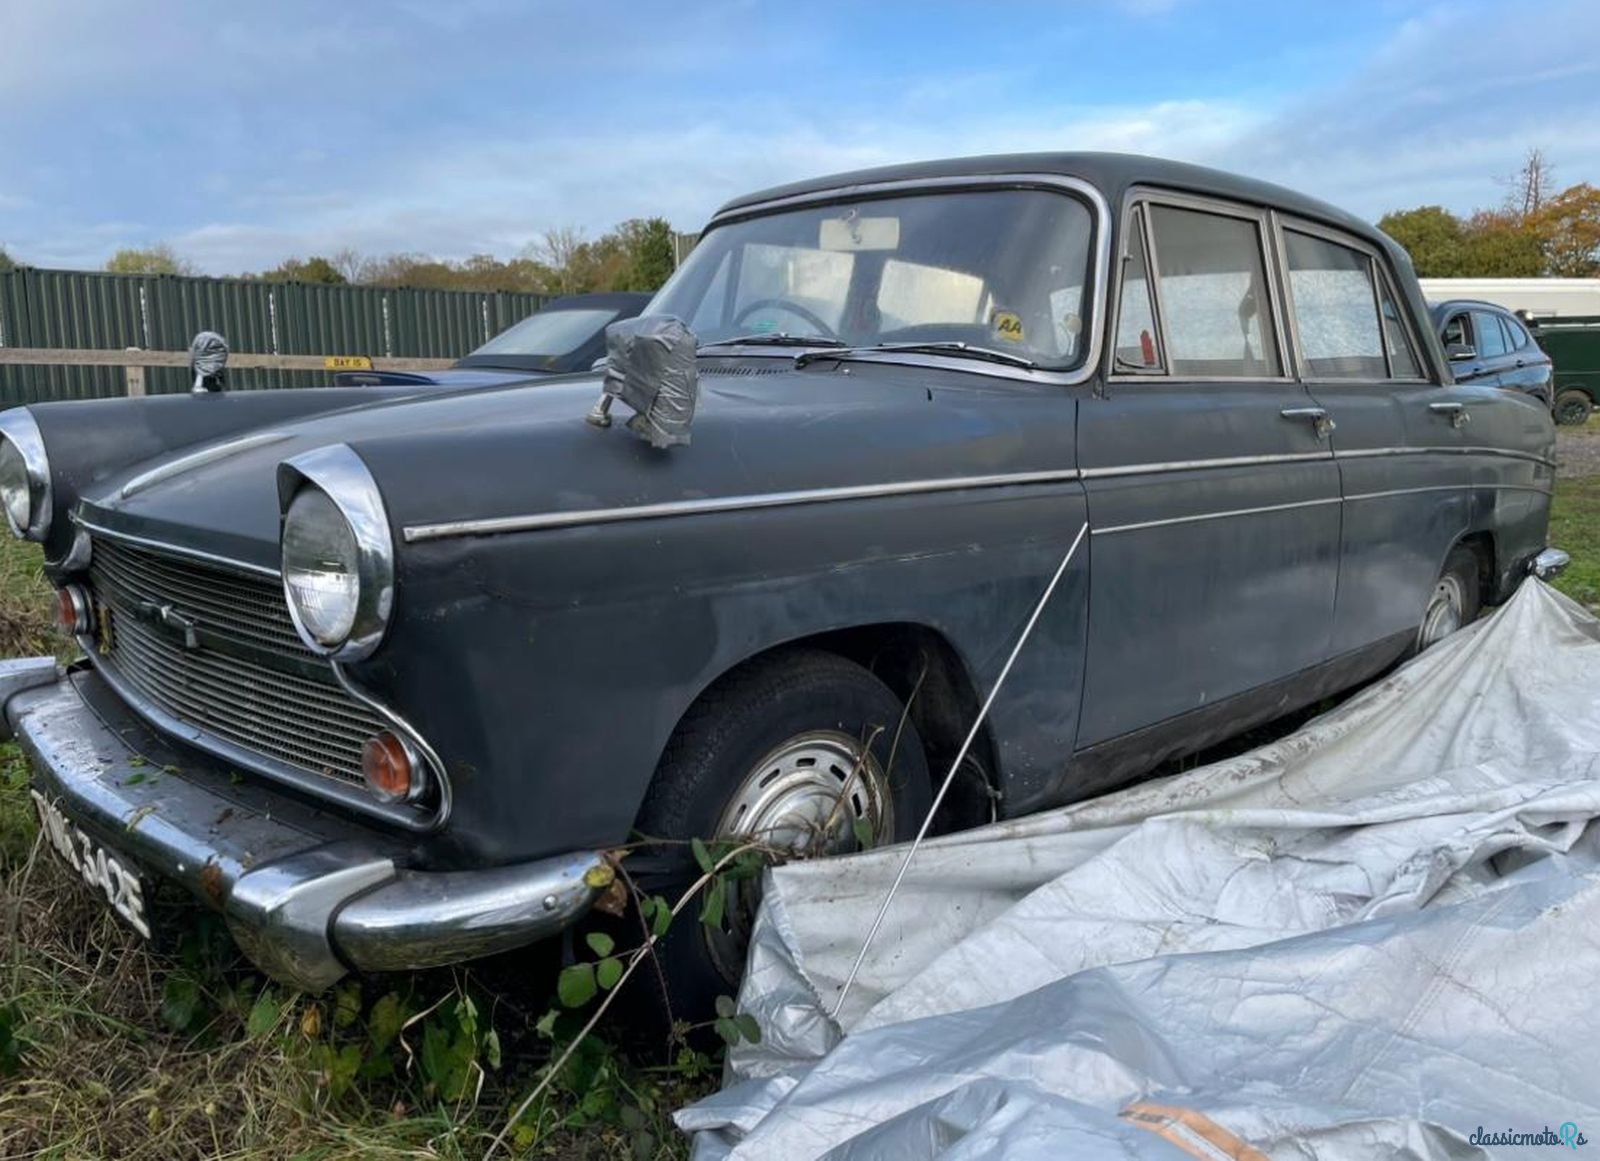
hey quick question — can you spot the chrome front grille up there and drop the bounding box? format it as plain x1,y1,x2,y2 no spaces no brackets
87,536,385,788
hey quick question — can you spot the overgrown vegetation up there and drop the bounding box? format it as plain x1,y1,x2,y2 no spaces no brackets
1551,475,1600,610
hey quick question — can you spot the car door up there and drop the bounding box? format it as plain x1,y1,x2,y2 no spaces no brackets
1275,221,1472,655
1074,195,1342,750
1495,311,1554,403
1447,309,1509,389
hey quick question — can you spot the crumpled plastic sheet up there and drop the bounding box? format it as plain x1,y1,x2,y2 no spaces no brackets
680,581,1600,1159
602,314,698,448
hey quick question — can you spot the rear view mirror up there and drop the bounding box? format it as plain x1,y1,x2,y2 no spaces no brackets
586,316,699,448
189,331,229,392
1446,343,1477,362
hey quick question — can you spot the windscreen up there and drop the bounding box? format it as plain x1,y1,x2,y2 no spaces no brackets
651,189,1095,369
472,308,619,358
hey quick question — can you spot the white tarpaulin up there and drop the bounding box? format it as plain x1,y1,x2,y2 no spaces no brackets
680,581,1600,1159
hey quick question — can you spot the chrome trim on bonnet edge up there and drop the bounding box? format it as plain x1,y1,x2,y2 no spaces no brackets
706,173,1112,388
71,510,281,578
119,431,291,499
403,468,1087,543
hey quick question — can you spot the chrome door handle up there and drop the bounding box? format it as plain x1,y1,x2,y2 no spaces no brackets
1280,406,1335,439
1429,401,1471,429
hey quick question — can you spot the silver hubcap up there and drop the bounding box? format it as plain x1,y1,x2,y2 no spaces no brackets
1419,574,1464,649
705,730,894,980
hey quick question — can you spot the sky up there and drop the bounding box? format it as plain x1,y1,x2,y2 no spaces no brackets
2,0,1598,276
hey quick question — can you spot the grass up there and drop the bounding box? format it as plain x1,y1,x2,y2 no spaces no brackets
1550,476,1600,609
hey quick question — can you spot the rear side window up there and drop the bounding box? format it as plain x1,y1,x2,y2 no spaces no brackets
1114,207,1162,371
1472,310,1510,358
1283,231,1386,378
1378,279,1421,378
1145,204,1281,378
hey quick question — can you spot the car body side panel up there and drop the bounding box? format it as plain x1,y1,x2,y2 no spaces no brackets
359,484,1089,862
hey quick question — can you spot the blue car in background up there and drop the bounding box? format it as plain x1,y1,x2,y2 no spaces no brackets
335,291,651,388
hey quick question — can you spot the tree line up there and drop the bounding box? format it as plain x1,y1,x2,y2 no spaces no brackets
0,217,681,295
1379,149,1600,278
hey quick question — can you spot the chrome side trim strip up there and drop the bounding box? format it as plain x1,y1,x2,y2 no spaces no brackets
1080,451,1331,479
72,511,281,578
402,468,1086,543
1334,445,1557,469
1345,484,1553,502
1093,496,1342,535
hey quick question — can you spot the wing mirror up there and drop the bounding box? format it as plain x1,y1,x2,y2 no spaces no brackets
1446,343,1477,362
585,316,699,448
189,331,230,392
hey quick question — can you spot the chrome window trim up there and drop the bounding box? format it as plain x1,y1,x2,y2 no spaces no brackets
1273,213,1434,386
1106,188,1297,385
0,407,53,541
403,468,1087,543
700,173,1112,387
277,444,395,664
71,510,281,578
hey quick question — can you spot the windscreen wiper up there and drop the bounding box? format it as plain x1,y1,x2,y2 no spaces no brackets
698,334,848,351
794,341,1037,370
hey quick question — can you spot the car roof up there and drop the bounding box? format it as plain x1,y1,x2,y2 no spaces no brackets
714,151,1396,256
1428,299,1522,321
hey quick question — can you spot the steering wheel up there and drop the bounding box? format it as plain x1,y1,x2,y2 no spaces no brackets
732,298,840,340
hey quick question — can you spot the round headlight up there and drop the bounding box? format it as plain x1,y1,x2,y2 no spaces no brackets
282,488,360,648
278,443,394,662
0,439,31,535
0,409,51,542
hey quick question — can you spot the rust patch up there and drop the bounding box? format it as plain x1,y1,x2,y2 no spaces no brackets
198,860,227,909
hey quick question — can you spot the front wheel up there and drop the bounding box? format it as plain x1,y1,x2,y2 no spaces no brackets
632,650,930,1020
1555,389,1593,426
1418,544,1481,651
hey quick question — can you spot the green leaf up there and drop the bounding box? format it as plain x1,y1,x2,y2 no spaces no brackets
246,992,283,1038
557,963,598,1009
483,1028,502,1070
690,836,714,873
333,982,361,1029
160,976,200,1033
701,876,728,929
585,931,615,958
368,993,405,1051
326,1043,363,1099
713,1017,741,1046
714,994,736,1020
534,1008,559,1038
852,817,874,850
596,957,624,991
734,1013,763,1044
646,895,673,939
124,771,146,786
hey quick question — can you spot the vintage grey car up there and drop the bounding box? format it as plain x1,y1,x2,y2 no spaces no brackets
0,153,1567,1015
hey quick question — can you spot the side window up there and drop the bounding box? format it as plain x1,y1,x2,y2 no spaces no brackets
1377,276,1421,379
1283,230,1386,379
1472,310,1509,358
1114,207,1162,371
1441,313,1470,349
1502,314,1532,352
1146,204,1281,378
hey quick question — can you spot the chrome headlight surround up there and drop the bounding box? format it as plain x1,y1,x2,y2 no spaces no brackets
277,444,395,663
0,408,52,541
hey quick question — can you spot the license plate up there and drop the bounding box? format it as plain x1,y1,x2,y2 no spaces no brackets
30,790,150,938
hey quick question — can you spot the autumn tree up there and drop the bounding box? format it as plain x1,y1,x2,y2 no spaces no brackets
1377,206,1467,276
260,255,346,283
105,243,196,275
1459,210,1543,277
1533,183,1600,276
1502,147,1555,221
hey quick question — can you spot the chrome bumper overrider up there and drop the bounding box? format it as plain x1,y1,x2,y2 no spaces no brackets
3,659,602,992
1531,547,1571,580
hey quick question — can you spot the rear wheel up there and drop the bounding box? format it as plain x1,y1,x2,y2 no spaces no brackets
1418,544,1481,650
1555,389,1593,426
631,649,930,1020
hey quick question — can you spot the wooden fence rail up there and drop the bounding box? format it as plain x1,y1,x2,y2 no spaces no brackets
0,348,456,397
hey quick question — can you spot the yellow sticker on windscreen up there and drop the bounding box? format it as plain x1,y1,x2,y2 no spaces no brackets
992,310,1024,342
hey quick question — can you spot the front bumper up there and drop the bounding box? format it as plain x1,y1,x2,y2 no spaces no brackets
4,659,603,992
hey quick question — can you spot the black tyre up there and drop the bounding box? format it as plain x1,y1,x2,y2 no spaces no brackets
631,648,930,1022
1418,544,1481,650
1555,389,1593,427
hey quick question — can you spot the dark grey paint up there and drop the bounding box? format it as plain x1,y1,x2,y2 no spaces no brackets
28,153,1557,873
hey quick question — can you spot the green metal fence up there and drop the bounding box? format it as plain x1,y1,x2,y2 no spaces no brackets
0,268,550,404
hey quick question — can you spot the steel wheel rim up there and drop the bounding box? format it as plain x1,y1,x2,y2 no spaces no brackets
1558,398,1590,425
1419,573,1464,649
704,730,894,981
